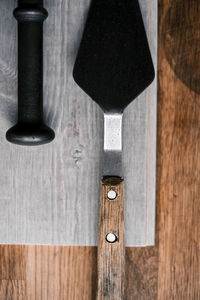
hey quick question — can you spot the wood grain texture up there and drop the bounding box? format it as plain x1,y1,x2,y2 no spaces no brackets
25,246,97,300
97,177,125,300
157,0,200,299
125,247,158,300
0,245,157,300
0,246,26,300
0,245,25,280
0,280,25,300
0,0,157,247
1,0,200,299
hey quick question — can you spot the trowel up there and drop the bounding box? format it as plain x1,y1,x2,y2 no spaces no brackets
73,0,155,298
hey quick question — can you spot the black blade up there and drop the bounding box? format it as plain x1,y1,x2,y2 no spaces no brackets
73,0,155,112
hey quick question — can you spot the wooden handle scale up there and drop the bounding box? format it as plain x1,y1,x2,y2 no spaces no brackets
97,176,125,300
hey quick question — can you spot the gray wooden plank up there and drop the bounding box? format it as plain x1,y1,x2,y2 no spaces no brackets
0,0,157,246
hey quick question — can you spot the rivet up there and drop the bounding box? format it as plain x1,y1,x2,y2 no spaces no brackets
107,190,117,200
106,233,117,243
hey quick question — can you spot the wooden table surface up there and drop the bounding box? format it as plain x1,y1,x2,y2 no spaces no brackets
1,0,200,299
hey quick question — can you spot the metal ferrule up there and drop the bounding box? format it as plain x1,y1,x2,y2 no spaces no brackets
103,113,123,177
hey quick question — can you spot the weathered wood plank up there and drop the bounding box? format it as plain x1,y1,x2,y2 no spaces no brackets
0,245,25,280
25,246,97,300
0,0,157,247
125,247,158,300
0,280,25,300
0,245,157,300
157,0,200,299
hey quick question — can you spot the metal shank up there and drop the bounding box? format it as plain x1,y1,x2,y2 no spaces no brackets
103,113,123,177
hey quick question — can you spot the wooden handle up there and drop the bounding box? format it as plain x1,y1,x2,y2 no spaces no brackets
97,176,125,300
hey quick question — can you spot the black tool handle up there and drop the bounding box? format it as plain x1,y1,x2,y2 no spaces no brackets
6,0,55,146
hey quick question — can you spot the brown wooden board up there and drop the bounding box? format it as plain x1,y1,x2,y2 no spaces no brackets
0,0,200,298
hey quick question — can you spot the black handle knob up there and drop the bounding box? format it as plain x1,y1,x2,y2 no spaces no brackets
6,0,55,146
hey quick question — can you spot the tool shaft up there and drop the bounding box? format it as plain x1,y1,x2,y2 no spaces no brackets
103,113,123,177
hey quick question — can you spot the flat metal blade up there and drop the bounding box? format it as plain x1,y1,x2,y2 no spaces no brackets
73,0,155,112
